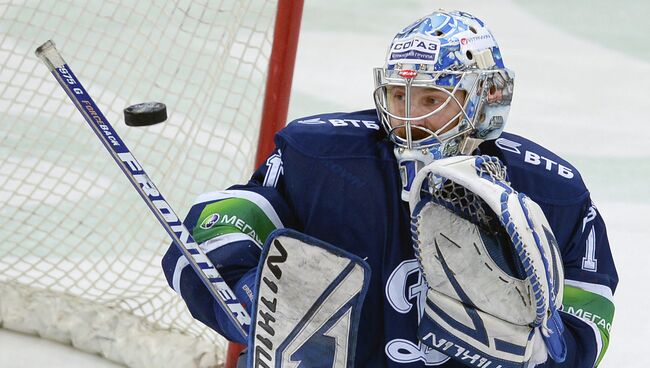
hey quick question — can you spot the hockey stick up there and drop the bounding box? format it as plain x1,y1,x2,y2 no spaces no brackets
35,40,250,341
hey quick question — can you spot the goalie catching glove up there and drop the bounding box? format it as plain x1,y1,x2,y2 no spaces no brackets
408,156,566,368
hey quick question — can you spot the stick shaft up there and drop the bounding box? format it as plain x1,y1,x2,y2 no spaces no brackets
35,40,250,340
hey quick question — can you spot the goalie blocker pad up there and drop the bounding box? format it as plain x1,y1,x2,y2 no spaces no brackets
248,229,371,368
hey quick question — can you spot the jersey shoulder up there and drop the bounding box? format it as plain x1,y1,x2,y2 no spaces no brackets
276,109,389,159
479,132,589,206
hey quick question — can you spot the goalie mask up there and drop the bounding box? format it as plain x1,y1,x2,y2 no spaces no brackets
373,10,515,200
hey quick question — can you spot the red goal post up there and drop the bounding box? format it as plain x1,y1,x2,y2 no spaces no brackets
231,1,304,367
257,0,304,167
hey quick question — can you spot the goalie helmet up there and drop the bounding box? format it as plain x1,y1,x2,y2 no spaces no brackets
373,10,514,200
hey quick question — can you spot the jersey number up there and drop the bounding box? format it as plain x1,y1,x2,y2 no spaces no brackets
581,205,598,272
263,150,283,188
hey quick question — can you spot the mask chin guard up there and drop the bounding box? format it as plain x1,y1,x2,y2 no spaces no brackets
394,146,441,202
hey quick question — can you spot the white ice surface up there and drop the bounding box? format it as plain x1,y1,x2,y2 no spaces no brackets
2,0,647,367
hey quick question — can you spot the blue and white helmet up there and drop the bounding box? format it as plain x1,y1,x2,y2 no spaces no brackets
373,10,515,200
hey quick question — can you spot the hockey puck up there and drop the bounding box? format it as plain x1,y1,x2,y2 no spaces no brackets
124,102,167,127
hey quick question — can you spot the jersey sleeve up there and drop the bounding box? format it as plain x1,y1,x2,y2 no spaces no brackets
544,198,618,367
161,147,296,343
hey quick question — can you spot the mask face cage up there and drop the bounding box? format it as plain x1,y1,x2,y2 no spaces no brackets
373,67,503,156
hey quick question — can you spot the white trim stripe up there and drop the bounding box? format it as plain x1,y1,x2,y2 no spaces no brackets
565,279,614,302
201,232,261,251
171,232,259,296
194,189,284,229
564,311,603,367
172,256,189,295
587,318,604,367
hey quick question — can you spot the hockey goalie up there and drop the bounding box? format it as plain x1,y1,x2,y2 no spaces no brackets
162,9,617,368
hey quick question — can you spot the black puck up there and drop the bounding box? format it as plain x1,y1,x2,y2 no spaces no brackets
124,102,167,127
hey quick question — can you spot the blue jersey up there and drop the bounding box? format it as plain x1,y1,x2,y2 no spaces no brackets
162,109,617,367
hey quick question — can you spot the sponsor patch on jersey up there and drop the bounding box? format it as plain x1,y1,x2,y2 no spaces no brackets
193,198,279,245
524,151,575,179
388,35,440,66
495,137,522,154
199,213,220,229
495,137,575,179
296,118,380,130
296,117,326,125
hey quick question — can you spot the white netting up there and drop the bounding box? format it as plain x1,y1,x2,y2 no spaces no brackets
423,157,508,233
0,1,282,366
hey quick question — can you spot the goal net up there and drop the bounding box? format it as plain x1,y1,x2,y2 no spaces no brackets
0,1,301,367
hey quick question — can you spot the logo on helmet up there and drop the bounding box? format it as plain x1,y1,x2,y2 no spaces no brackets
388,35,441,65
398,69,418,79
458,32,496,51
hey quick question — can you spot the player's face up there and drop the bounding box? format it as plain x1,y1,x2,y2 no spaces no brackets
386,86,466,141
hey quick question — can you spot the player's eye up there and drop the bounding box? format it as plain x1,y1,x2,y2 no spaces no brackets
424,96,439,106
391,91,405,101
